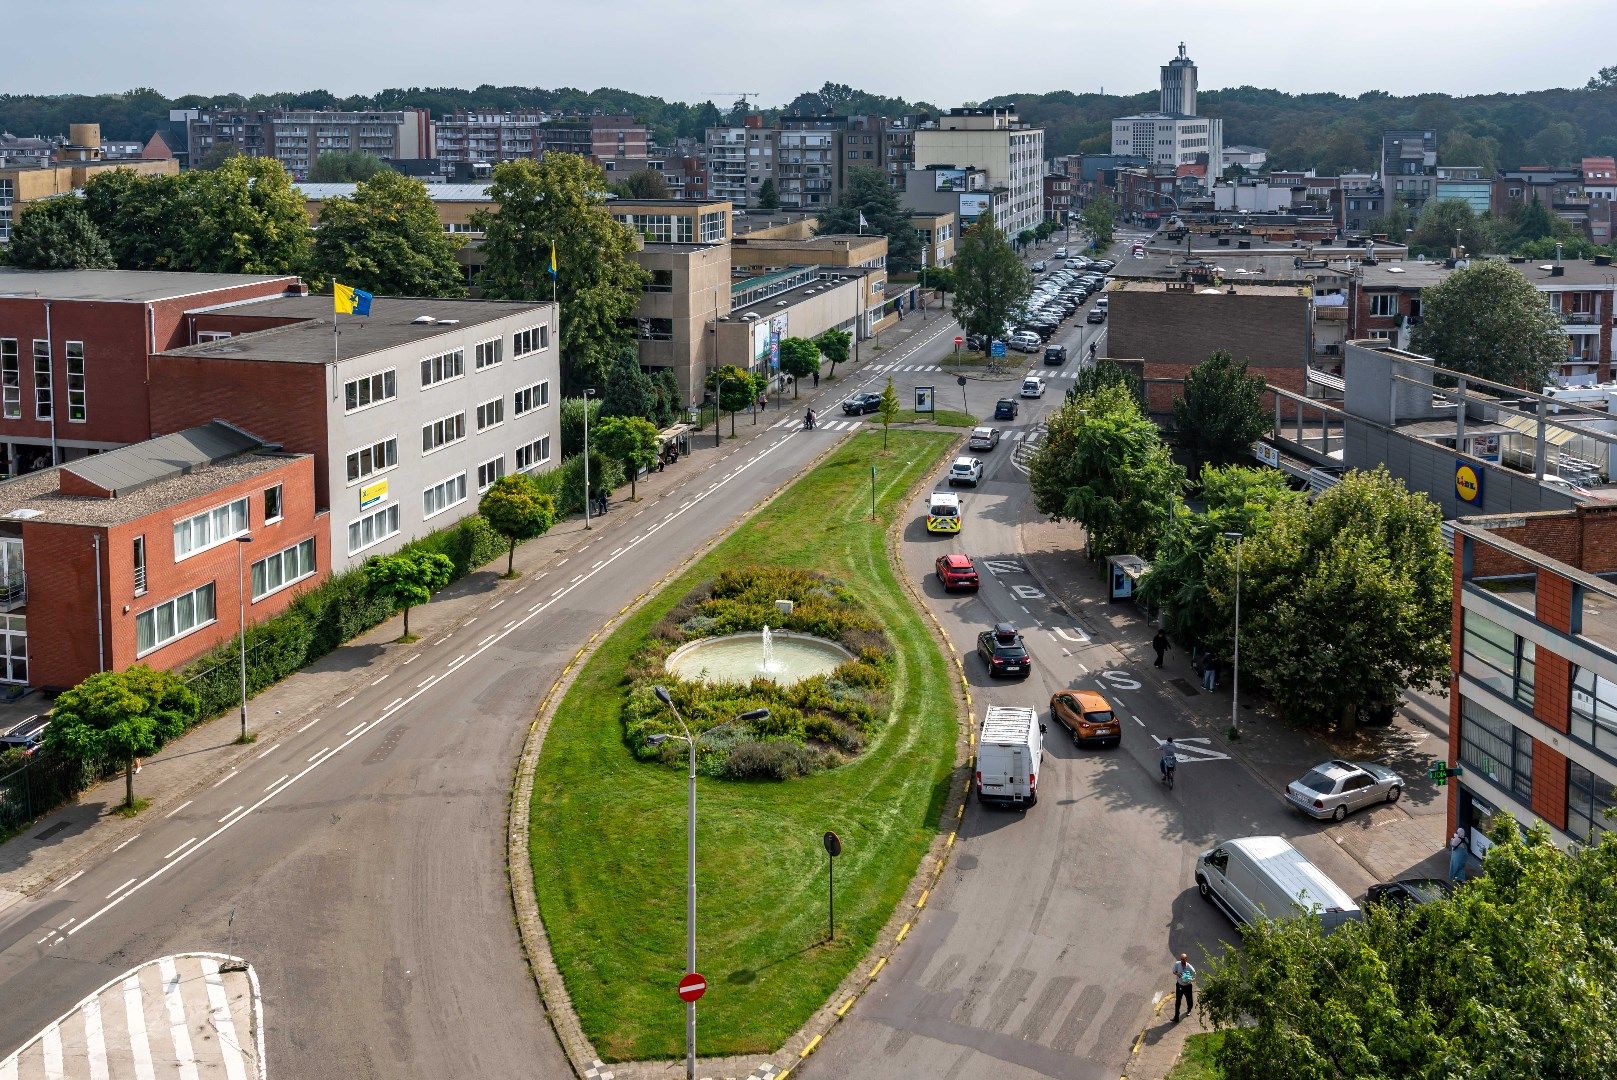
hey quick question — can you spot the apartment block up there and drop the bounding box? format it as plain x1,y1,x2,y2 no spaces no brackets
913,107,1044,239
903,165,1010,233
909,210,956,269
187,109,432,178
1380,130,1438,216
632,243,732,405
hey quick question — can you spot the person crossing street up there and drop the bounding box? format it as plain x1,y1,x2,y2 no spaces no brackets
1172,953,1196,1022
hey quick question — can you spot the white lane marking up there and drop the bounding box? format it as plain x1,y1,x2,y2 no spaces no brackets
610,548,623,557
418,676,436,688
1078,664,1089,674
434,636,452,645
1053,626,1089,644
336,696,355,709
218,806,246,824
296,718,321,733
449,654,466,667
63,424,807,941
105,878,137,900
504,620,516,630
1150,735,1231,763
265,775,291,794
403,654,419,665
479,634,497,648
212,769,237,788
164,799,194,818
112,833,140,852
345,723,366,737
1133,715,1145,728
516,584,529,593
490,599,505,610
122,976,156,1080
556,558,568,566
165,837,199,860
308,747,331,763
51,869,84,892
370,673,389,686
465,617,478,626
385,698,402,711
255,743,280,759
159,956,200,1080
529,603,543,613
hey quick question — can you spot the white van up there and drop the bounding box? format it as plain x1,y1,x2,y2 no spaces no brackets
1020,375,1045,398
975,706,1044,808
1195,836,1360,930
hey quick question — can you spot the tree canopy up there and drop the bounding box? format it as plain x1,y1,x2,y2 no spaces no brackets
1409,260,1568,388
814,328,851,377
598,345,658,422
816,165,922,272
1080,193,1116,249
706,365,764,418
1172,351,1269,473
593,415,660,499
43,666,198,809
950,209,1031,353
776,337,820,396
313,169,465,297
364,549,453,639
4,197,115,270
611,168,671,200
308,151,393,182
478,475,557,576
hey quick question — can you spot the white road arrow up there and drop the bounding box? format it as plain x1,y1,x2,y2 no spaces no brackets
1150,735,1231,764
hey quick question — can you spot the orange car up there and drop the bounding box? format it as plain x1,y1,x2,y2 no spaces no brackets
1050,689,1122,748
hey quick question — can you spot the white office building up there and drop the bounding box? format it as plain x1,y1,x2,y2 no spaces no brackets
912,107,1044,239
1111,44,1224,170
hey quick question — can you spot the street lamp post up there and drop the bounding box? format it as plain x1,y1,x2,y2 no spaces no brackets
583,387,597,529
649,689,769,1080
235,536,254,742
1223,532,1244,734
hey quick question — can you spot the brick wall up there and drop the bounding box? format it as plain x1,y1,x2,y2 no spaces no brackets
1467,503,1617,576
1142,363,1306,417
1530,742,1569,829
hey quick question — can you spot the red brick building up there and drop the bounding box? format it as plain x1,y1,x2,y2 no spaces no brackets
1043,174,1071,223
0,422,324,691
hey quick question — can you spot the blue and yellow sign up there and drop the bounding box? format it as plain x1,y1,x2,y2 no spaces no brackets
1455,461,1483,506
360,479,389,510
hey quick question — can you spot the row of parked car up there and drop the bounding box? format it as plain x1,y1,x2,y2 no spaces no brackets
1008,259,1116,348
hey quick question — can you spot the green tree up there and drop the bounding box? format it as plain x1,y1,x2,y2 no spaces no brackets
309,150,392,182
877,377,900,448
1510,194,1559,245
1080,193,1117,249
816,165,922,271
1365,198,1413,242
474,156,649,393
922,265,956,295
650,368,683,426
1527,120,1580,166
814,327,852,379
598,345,657,421
80,169,188,270
706,365,763,431
776,336,821,397
1201,819,1617,1079
313,170,465,297
950,208,1031,355
1016,229,1036,250
1072,357,1141,403
757,178,780,210
194,142,240,171
4,197,115,270
1212,467,1450,730
43,666,198,810
611,168,671,200
1439,130,1501,176
182,155,314,277
593,415,660,500
1409,198,1504,257
560,395,603,458
1409,260,1567,387
1028,383,1184,559
477,475,556,576
1172,351,1269,474
364,549,453,640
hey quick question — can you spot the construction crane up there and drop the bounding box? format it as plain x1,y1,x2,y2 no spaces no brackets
708,91,762,112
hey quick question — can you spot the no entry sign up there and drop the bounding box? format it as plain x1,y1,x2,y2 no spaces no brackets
677,972,707,1002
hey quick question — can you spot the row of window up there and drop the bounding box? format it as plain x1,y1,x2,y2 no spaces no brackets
136,534,317,657
1461,698,1613,842
342,382,550,487
343,326,547,414
0,339,87,422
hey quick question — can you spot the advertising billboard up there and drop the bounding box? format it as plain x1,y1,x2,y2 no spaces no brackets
958,192,992,220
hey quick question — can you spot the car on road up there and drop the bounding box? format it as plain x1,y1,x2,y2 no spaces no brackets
967,426,1002,451
1020,375,1046,398
1008,331,1042,353
1053,247,1068,258
1365,878,1454,908
1086,308,1107,324
947,456,984,486
977,622,1031,677
1044,344,1067,365
994,398,1019,420
1286,759,1404,821
841,392,883,415
1050,689,1122,747
1032,260,1047,272
926,491,962,534
935,553,980,592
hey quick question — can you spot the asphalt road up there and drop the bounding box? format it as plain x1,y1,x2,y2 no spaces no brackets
0,317,963,1078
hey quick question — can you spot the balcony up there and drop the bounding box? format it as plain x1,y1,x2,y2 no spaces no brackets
0,573,23,613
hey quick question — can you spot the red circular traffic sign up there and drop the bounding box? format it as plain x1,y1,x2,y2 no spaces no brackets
677,972,707,1002
953,335,964,346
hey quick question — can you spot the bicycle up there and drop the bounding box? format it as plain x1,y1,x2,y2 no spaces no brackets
1160,754,1177,789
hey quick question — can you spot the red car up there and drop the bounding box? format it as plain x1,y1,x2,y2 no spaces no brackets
935,553,980,591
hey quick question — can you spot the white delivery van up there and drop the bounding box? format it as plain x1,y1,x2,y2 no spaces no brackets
975,706,1044,808
1195,835,1361,931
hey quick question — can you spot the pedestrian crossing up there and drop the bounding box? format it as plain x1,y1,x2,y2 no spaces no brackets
770,417,863,431
879,363,1086,379
0,953,263,1080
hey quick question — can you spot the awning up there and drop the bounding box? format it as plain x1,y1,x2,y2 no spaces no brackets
1497,412,1578,446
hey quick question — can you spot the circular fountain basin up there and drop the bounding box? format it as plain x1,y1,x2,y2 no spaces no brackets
665,631,854,686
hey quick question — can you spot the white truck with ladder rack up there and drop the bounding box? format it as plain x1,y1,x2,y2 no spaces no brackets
974,705,1045,808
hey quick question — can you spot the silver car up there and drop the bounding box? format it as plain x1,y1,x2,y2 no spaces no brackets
1286,759,1404,821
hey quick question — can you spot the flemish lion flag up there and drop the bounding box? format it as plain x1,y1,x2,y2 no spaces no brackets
334,282,373,316
548,243,558,279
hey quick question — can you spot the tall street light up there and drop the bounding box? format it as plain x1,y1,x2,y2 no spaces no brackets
648,687,769,1080
582,387,597,529
1223,531,1244,734
235,535,254,742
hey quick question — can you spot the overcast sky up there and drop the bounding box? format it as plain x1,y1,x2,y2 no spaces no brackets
6,0,1609,103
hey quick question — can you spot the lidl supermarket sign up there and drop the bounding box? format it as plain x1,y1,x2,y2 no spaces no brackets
1455,461,1484,506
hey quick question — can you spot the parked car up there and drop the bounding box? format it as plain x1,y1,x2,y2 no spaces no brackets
1197,836,1361,930
1086,308,1107,324
947,456,984,486
1285,759,1404,821
1020,376,1046,398
977,622,1031,677
1008,331,1042,353
1031,260,1047,272
1365,878,1454,908
1053,247,1068,258
1049,689,1122,747
1043,344,1067,365
1094,259,1117,272
935,553,980,591
842,392,883,415
994,398,1019,420
967,426,1002,451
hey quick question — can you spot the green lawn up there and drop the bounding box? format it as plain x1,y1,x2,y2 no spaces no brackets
1166,1032,1227,1080
894,409,975,428
528,430,960,1061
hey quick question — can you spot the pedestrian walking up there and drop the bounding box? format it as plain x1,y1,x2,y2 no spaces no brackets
1152,629,1169,668
1172,953,1196,1021
812,371,820,389
1448,827,1468,883
1201,658,1218,692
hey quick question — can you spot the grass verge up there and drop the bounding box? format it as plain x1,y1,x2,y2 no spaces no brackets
1166,1031,1226,1080
896,409,975,428
529,430,958,1061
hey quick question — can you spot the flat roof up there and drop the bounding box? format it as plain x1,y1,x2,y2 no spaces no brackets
1114,251,1356,282
727,275,857,320
1359,257,1617,290
0,269,298,303
0,452,302,528
733,234,884,250
165,295,551,365
1107,280,1306,298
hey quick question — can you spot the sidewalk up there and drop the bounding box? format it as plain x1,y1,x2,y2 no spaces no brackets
0,311,954,918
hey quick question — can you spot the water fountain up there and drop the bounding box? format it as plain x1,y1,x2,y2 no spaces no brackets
666,621,853,686
760,626,780,674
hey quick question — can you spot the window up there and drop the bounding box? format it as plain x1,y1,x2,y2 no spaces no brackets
250,538,316,601
1459,698,1534,804
516,436,551,471
64,342,85,422
173,497,249,560
513,325,549,357
347,504,400,555
1368,330,1396,341
422,412,467,454
637,318,674,341
476,397,504,431
423,473,468,518
0,339,17,419
1462,611,1535,709
477,456,505,491
132,535,146,596
196,331,232,343
135,582,217,656
1571,667,1617,758
646,269,675,293
1369,294,1398,318
420,348,465,388
32,340,50,420
345,437,398,484
1567,761,1616,842
344,369,397,412
474,338,503,370
513,381,550,417
261,484,283,524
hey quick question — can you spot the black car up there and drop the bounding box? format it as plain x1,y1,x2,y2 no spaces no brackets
1044,344,1067,365
842,392,883,415
1365,878,1454,908
977,622,1032,677
994,398,1019,420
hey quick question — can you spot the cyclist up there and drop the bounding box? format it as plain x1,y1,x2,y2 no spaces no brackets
1159,738,1178,785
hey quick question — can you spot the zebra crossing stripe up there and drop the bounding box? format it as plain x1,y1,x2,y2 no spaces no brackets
158,957,200,1080
83,995,109,1080
122,975,156,1080
202,961,249,1080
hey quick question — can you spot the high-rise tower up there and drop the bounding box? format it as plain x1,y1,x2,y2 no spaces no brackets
1160,42,1198,116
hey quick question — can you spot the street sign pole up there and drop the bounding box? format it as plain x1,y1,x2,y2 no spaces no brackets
823,831,842,941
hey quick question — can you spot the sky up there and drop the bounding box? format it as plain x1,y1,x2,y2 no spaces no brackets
5,0,1611,104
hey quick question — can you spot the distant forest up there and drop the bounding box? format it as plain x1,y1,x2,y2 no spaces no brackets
4,69,1616,172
